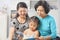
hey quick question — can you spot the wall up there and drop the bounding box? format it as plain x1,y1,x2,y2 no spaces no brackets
0,13,7,40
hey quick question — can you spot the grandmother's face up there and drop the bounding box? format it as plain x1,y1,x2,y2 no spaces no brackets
36,6,47,18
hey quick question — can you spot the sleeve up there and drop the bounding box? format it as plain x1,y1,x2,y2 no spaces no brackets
49,18,57,39
10,19,16,27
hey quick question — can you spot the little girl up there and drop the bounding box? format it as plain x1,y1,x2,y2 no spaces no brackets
23,16,40,40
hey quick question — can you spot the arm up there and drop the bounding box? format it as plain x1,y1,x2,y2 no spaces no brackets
39,18,56,40
48,18,56,39
23,29,28,35
34,30,39,38
44,18,56,40
9,27,15,40
9,19,16,40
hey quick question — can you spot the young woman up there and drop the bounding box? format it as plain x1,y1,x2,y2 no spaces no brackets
9,2,29,40
34,1,56,40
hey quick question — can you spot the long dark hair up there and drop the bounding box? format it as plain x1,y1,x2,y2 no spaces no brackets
16,2,29,18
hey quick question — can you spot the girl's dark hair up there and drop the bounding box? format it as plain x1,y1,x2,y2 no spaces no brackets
16,2,28,18
29,16,40,25
17,2,28,10
34,0,50,14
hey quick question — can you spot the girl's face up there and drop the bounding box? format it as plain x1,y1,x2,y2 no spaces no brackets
17,7,28,17
36,6,47,18
29,21,38,31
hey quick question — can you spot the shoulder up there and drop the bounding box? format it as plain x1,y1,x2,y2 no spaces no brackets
23,29,29,34
35,30,39,33
11,18,17,22
35,30,39,35
48,15,54,19
47,15,55,21
10,18,18,27
24,29,29,32
11,18,18,24
11,18,17,24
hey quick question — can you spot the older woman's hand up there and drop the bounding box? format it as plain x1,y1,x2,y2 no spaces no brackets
45,36,51,40
39,36,44,40
39,36,51,40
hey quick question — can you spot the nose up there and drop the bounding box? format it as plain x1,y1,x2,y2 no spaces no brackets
21,11,25,14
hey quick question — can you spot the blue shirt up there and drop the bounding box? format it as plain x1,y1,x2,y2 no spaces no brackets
37,15,56,39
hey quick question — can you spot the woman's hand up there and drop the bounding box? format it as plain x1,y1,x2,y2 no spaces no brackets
18,36,23,40
39,36,51,40
39,36,44,40
45,36,51,40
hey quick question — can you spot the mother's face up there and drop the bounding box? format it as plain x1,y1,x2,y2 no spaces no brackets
17,7,28,17
36,6,47,18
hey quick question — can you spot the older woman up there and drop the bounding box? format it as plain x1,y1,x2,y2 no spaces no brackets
34,1,56,40
9,2,29,40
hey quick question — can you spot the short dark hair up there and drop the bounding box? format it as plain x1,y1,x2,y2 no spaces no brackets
29,16,40,25
34,1,50,14
17,2,28,10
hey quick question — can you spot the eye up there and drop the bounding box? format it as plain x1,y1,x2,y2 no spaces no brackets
19,10,22,12
37,9,40,11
